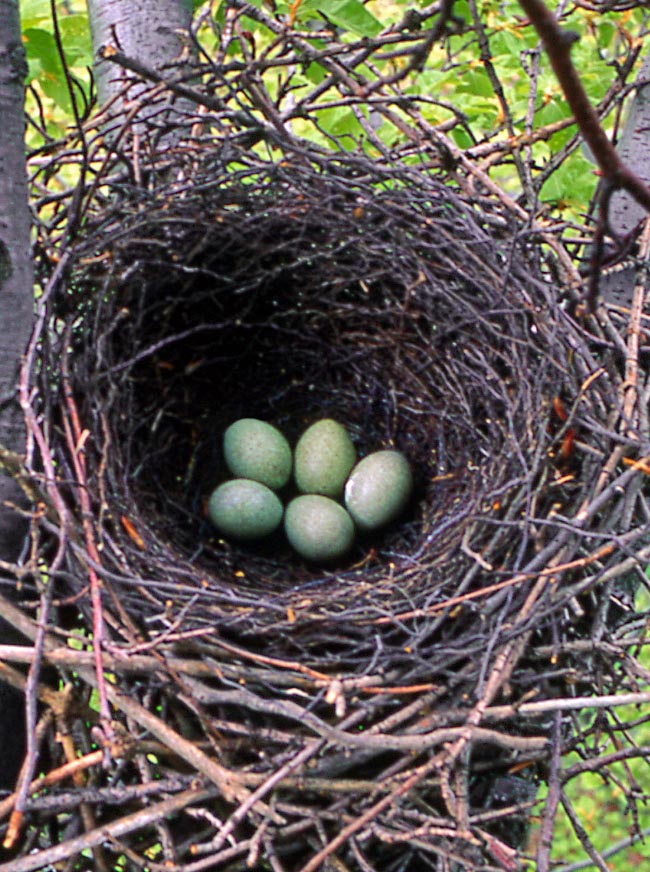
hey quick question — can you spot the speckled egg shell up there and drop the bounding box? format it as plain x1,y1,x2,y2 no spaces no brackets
344,450,413,530
284,494,355,562
294,419,356,497
208,479,283,540
223,418,292,491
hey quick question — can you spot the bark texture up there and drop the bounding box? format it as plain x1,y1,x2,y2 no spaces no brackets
0,0,36,790
87,0,194,134
0,1,33,550
608,55,650,236
600,55,650,307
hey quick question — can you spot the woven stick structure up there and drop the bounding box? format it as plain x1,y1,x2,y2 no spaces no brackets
2,4,650,871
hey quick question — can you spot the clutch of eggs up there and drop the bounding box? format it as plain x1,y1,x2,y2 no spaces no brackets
208,417,413,562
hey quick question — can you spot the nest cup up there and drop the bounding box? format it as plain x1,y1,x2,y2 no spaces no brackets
63,157,571,630
29,149,647,868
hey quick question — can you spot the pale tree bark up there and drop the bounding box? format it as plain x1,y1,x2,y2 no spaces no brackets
0,0,36,789
0,0,33,479
87,0,195,137
607,56,650,237
599,55,650,307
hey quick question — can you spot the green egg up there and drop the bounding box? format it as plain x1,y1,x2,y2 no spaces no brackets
223,418,292,490
284,495,355,562
344,450,413,530
294,419,356,497
208,479,283,540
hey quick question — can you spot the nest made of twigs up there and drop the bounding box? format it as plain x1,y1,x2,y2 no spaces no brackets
14,142,650,871
58,152,585,628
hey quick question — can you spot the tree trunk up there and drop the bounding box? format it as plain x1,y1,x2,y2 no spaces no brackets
0,0,37,790
87,0,195,137
608,55,650,236
599,55,650,307
0,4,33,555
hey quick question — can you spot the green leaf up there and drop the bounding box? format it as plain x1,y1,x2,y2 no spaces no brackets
88,688,101,714
451,127,474,150
536,96,571,127
540,152,597,210
19,0,51,28
23,28,83,114
315,106,364,147
304,61,327,85
23,27,62,74
489,28,527,57
458,69,494,99
58,15,93,67
320,0,382,37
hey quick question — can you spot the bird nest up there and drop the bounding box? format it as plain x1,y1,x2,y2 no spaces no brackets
7,143,650,871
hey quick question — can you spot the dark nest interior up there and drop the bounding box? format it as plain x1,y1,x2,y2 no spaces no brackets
6,146,650,871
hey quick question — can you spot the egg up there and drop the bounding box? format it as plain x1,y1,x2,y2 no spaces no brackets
208,479,283,540
344,450,413,530
223,418,292,490
284,495,355,562
294,419,356,497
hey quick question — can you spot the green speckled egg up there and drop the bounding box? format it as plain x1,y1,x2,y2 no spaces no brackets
284,495,355,562
294,419,356,497
344,450,413,530
223,418,292,490
208,479,283,540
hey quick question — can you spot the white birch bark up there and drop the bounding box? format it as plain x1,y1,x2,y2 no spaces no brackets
0,0,36,790
87,0,195,138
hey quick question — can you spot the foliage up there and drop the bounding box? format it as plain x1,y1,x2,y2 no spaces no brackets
20,0,650,219
21,0,92,142
525,704,650,869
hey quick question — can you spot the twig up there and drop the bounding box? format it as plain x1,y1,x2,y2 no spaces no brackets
518,0,650,206
0,594,259,815
60,327,111,733
560,787,610,872
0,786,215,872
517,0,650,308
555,824,650,872
536,711,562,872
298,754,445,872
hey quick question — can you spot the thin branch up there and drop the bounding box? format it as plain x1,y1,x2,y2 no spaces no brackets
560,787,610,872
518,0,650,308
0,786,215,872
517,0,650,202
536,712,562,872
